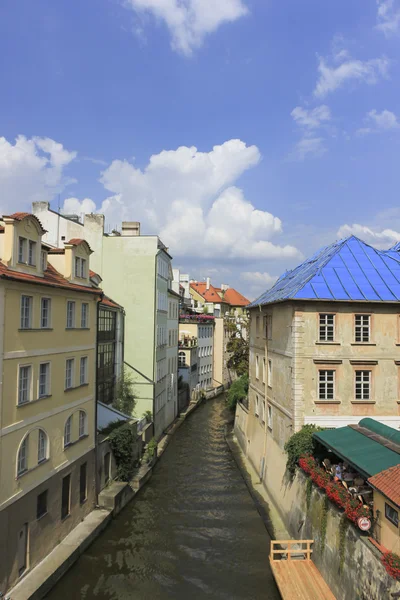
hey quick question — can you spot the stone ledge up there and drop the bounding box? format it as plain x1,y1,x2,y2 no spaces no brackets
98,481,135,516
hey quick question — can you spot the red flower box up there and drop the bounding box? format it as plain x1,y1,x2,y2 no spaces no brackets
382,551,400,581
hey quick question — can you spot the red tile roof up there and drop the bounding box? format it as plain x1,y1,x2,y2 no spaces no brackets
368,464,400,508
222,288,250,307
48,248,65,255
102,295,123,310
67,238,93,252
0,261,101,296
190,282,223,303
3,212,47,233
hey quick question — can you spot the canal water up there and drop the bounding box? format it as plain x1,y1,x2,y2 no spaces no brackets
47,398,280,599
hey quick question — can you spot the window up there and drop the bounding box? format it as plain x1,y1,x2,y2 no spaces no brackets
319,370,335,400
65,359,74,389
256,355,259,379
268,359,272,387
37,429,47,463
81,303,89,328
17,436,28,476
385,503,399,527
262,357,266,383
80,357,88,385
178,351,186,367
41,250,47,271
18,237,27,263
79,411,87,438
20,295,32,329
355,370,371,400
37,490,48,519
267,405,272,430
66,301,75,328
40,298,51,328
28,240,36,266
64,416,72,447
255,394,259,416
98,309,116,342
80,258,86,278
61,474,71,520
75,257,87,278
256,316,260,336
319,314,335,342
18,365,31,405
355,314,370,343
80,463,87,504
266,315,272,340
261,401,266,423
39,362,50,397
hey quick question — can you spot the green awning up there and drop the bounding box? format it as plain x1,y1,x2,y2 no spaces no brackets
313,427,400,479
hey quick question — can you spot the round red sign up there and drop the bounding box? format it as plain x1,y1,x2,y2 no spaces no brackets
358,517,371,531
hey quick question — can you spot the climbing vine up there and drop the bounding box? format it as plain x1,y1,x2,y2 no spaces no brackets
338,514,349,573
320,495,329,552
306,477,313,510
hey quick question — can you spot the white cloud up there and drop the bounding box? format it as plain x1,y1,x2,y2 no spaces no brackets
291,105,331,129
377,0,400,36
241,271,277,287
314,52,390,98
357,109,400,135
337,223,400,249
62,197,98,215
65,140,301,261
290,136,326,161
0,135,76,214
123,0,248,55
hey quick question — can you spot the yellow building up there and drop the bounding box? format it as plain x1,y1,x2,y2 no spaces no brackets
0,213,100,592
369,465,400,553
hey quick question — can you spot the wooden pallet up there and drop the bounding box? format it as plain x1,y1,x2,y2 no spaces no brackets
270,540,336,600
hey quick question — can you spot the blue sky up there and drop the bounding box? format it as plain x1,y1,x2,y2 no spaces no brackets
1,0,400,299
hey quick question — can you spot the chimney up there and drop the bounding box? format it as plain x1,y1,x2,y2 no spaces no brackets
206,277,210,290
121,221,140,236
221,283,229,292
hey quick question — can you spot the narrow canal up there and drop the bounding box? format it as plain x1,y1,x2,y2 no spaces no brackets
47,398,280,599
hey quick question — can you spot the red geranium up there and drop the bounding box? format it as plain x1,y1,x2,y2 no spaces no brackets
382,551,400,581
344,497,371,524
326,481,348,509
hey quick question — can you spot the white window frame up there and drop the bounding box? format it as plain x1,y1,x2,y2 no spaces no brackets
80,258,86,278
255,394,259,416
28,240,36,266
20,295,33,329
79,411,87,438
64,416,72,447
39,362,50,398
65,358,75,390
38,429,47,463
18,237,27,263
17,436,28,476
40,297,51,329
81,303,89,328
80,356,88,385
267,404,272,430
355,370,371,400
256,355,259,380
261,400,266,423
18,364,32,405
318,370,335,401
262,357,266,383
268,359,272,387
66,301,75,329
319,314,335,342
355,314,371,343
75,257,81,278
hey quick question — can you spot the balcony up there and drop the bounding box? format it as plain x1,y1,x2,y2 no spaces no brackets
179,336,198,348
179,314,215,324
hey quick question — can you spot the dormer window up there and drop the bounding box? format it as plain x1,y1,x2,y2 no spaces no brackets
18,237,27,263
41,250,47,271
28,240,36,266
75,257,87,279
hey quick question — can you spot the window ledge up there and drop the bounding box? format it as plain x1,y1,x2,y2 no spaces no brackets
16,457,50,480
19,328,54,332
351,400,376,404
64,383,89,392
64,434,88,450
65,327,90,331
37,511,48,522
315,341,341,345
350,343,376,346
17,395,52,407
314,400,341,404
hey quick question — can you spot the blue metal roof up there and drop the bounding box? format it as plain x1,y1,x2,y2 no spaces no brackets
249,236,400,307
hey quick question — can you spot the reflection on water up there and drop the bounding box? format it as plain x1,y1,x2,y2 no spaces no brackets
47,398,280,599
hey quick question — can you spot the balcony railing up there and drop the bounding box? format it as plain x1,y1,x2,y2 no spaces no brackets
179,337,198,348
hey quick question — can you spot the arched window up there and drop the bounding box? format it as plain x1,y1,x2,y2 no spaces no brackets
79,411,87,438
178,351,186,367
38,429,48,463
17,435,29,476
64,416,72,447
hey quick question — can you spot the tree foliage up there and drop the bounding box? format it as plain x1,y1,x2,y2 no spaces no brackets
113,367,136,416
108,423,138,481
284,424,323,474
226,373,249,411
226,318,249,377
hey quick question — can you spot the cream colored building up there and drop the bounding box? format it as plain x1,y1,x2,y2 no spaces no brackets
179,316,214,390
165,289,179,427
32,203,178,439
236,236,400,510
0,213,99,593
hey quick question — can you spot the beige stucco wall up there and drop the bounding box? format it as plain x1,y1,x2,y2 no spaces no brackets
373,491,400,552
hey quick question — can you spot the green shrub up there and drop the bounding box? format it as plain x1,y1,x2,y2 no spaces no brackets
284,424,323,474
108,423,137,481
98,419,126,437
226,374,249,411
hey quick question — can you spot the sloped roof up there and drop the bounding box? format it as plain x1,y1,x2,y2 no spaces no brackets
0,262,101,295
249,236,400,307
368,465,400,508
223,287,250,307
190,282,223,303
3,212,47,234
67,238,93,253
102,295,124,310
